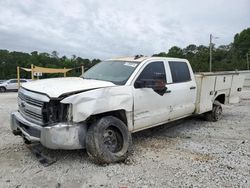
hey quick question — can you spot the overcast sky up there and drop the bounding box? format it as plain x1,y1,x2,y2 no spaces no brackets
0,0,249,59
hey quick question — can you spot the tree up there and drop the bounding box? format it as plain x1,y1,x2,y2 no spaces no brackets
31,51,38,56
152,52,168,57
51,51,59,59
233,28,250,58
183,44,197,55
167,46,184,57
0,50,96,79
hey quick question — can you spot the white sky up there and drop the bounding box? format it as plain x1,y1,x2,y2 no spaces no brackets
0,0,249,59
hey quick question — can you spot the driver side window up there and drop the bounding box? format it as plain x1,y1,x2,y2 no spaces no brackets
134,61,166,88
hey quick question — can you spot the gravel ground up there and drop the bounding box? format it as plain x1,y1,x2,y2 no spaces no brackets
0,91,250,188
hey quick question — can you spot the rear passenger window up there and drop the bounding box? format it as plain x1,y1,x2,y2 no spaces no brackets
169,61,191,83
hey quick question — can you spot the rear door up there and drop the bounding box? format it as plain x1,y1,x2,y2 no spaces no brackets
166,61,196,119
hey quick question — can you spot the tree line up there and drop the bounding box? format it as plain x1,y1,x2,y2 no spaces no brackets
0,28,249,80
0,50,101,79
153,28,250,72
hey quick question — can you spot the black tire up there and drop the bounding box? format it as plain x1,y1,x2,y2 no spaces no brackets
204,101,222,122
0,87,6,93
86,116,132,164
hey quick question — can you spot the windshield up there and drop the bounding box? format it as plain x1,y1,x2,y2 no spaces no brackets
82,61,140,85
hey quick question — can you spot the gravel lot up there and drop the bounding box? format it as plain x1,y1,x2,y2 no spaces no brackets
0,91,250,188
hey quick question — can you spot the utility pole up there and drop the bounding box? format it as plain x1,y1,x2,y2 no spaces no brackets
209,34,212,72
247,53,249,70
209,34,219,72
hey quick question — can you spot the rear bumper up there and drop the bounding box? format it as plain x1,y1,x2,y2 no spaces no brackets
10,111,87,150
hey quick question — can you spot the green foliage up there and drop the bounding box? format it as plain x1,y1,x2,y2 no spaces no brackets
234,28,250,58
153,28,250,72
167,46,184,58
0,51,101,79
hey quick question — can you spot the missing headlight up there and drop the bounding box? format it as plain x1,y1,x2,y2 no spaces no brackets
43,100,72,124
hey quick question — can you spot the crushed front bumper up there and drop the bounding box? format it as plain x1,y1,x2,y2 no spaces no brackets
10,111,87,150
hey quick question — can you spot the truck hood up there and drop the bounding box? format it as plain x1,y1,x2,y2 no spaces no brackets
22,77,116,98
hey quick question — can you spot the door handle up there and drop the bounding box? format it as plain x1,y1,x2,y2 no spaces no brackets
190,86,196,90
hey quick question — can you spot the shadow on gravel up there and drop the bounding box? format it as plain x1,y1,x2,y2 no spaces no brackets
24,115,207,166
133,115,206,142
24,143,89,166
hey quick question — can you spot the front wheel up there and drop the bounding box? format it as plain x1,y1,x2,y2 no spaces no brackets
204,101,223,122
0,87,6,92
86,116,132,164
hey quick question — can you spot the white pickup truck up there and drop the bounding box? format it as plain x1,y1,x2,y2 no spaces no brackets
11,56,245,164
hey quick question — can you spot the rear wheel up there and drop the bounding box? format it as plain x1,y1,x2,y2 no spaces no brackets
0,87,6,93
86,116,132,164
205,101,222,122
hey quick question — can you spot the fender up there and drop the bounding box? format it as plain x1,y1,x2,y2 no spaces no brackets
61,86,134,130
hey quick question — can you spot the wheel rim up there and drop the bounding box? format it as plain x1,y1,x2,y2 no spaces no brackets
103,126,123,153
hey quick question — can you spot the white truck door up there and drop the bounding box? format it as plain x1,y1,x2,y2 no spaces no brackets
166,61,196,119
133,61,173,130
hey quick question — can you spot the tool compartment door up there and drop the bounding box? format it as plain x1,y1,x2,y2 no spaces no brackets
195,75,216,114
229,75,245,103
215,75,233,91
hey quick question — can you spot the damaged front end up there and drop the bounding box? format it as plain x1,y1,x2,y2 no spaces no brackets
43,100,73,124
11,87,87,150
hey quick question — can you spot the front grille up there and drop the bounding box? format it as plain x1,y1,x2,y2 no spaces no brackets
17,88,70,126
18,90,45,125
18,92,44,107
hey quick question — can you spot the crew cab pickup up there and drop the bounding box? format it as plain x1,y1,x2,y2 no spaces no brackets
10,57,245,164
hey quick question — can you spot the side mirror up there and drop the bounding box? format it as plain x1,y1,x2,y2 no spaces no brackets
153,80,166,91
134,80,143,88
134,79,153,88
152,78,167,96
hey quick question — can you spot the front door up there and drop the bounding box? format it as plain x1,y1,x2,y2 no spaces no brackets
133,61,174,130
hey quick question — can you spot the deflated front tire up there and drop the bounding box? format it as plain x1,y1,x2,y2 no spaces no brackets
86,116,132,164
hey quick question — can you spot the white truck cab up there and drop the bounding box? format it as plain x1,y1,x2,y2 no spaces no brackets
10,56,244,164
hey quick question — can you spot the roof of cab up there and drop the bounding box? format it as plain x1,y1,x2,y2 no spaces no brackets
108,56,149,62
108,56,188,62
